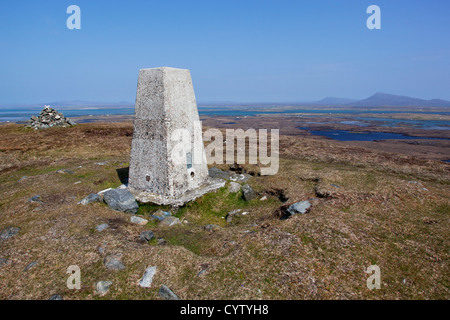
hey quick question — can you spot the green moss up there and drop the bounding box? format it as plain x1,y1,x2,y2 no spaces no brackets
162,227,210,255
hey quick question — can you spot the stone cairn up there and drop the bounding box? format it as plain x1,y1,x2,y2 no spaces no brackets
27,105,76,130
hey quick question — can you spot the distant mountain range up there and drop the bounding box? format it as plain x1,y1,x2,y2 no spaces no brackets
312,92,450,107
1,92,450,109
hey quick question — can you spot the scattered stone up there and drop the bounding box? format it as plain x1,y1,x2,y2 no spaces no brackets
79,193,101,205
104,255,125,271
130,215,148,226
226,209,242,223
103,188,139,214
228,182,241,193
0,258,8,268
0,227,20,241
74,181,82,185
159,216,181,227
242,211,249,215
96,281,113,295
151,210,172,221
28,195,43,204
259,196,267,201
242,184,256,201
140,230,155,242
286,201,311,217
223,240,237,249
98,188,113,195
26,106,76,130
138,266,157,288
203,224,221,232
97,244,106,255
230,173,250,183
261,222,271,229
56,169,74,174
197,269,207,277
157,238,167,246
159,285,180,300
208,167,230,180
96,223,109,232
95,161,108,166
49,294,63,300
23,262,37,272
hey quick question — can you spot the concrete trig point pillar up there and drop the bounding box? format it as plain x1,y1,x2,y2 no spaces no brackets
128,67,225,206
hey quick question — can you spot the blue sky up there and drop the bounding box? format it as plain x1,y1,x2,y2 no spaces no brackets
0,0,449,104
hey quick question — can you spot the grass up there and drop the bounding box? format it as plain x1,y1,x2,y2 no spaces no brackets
0,122,448,300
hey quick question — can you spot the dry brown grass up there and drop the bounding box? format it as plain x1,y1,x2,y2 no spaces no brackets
0,122,448,300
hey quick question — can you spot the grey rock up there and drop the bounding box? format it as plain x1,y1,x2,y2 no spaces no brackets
159,216,181,227
140,230,155,242
157,238,167,246
0,227,20,241
79,193,101,205
208,167,230,180
226,209,242,223
18,176,28,182
96,281,113,295
230,173,250,183
223,240,237,248
96,223,109,232
23,262,37,272
56,169,74,174
0,258,8,268
104,255,125,271
287,201,311,216
228,182,241,193
203,224,221,232
242,184,256,201
159,285,180,300
130,215,148,226
151,210,171,221
49,294,63,300
97,244,106,255
103,188,139,214
138,266,157,288
197,269,207,277
29,195,43,204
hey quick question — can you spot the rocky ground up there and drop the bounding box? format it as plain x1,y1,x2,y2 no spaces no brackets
0,122,448,300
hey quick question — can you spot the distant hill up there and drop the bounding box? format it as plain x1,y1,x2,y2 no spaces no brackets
345,92,450,108
313,97,357,105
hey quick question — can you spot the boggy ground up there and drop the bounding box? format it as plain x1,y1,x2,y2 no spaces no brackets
0,122,448,300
